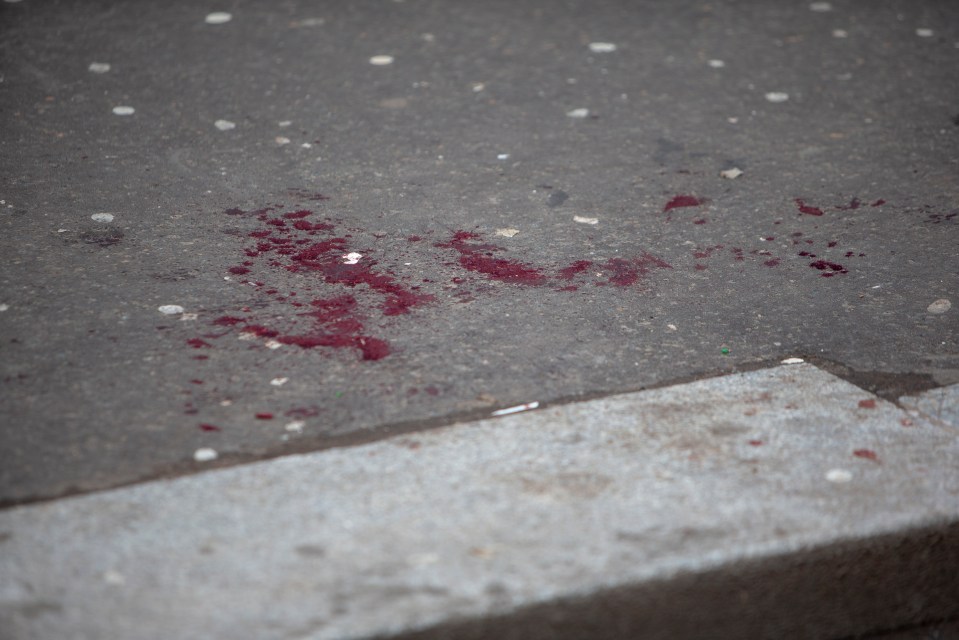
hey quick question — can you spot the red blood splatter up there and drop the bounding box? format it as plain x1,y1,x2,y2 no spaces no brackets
695,264,708,271
763,259,780,267
199,423,221,432
795,199,824,216
441,231,548,285
556,285,579,291
664,195,705,212
693,219,707,225
213,316,245,326
853,449,879,462
604,255,672,286
558,260,593,280
190,379,204,385
870,199,885,207
809,260,847,276
255,412,274,420
748,440,763,446
858,399,876,409
828,241,838,248
229,266,251,275
283,210,312,219
242,325,279,338
407,235,422,242
292,220,334,231
187,338,212,348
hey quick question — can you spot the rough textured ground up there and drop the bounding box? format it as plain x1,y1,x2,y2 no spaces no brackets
1,0,957,504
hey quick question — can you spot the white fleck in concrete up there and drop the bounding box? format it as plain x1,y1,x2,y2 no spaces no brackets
205,12,232,25
916,28,934,38
90,213,114,223
832,29,849,38
214,119,236,131
781,357,805,365
193,448,217,462
343,252,363,265
764,92,789,103
495,228,520,238
573,215,599,225
285,421,305,433
0,304,9,312
809,2,832,12
275,136,291,145
112,106,135,116
566,108,589,118
88,62,111,74
927,299,951,314
497,153,509,160
588,42,617,53
369,55,394,66
2,364,956,639
719,168,743,179
707,59,725,68
157,305,184,315
271,377,289,387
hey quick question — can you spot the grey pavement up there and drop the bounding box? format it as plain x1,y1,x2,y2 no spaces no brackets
2,0,958,505
2,363,958,639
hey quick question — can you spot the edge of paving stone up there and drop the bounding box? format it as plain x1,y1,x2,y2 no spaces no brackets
374,520,959,640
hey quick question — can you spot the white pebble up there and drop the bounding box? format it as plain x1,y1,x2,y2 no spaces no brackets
275,136,291,145
719,167,743,179
916,28,934,38
369,55,394,66
300,142,312,148
88,62,111,74
809,2,832,12
205,12,232,25
194,448,218,462
214,119,236,131
278,120,292,127
271,377,289,386
588,42,617,53
158,305,185,315
781,357,805,365
472,82,485,92
265,340,283,350
343,252,363,264
825,469,852,483
180,313,198,321
764,92,789,103
0,304,8,312
495,228,520,238
707,59,725,68
927,299,952,314
91,213,114,223
667,323,677,331
566,108,590,118
285,421,305,433
497,153,510,160
112,106,135,116
832,29,848,38
573,215,599,225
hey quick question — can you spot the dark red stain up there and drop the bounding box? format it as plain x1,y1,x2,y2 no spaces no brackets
853,449,879,462
858,399,876,409
255,412,274,420
190,379,204,385
795,199,824,216
604,255,672,286
559,260,593,280
424,386,440,396
193,355,209,360
748,440,763,446
663,195,705,212
763,258,780,267
407,235,422,242
228,266,251,275
693,218,707,225
187,338,212,348
871,199,885,207
199,423,221,432
809,260,847,277
439,231,548,285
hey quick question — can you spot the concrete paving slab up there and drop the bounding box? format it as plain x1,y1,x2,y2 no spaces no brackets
900,383,959,431
2,363,957,640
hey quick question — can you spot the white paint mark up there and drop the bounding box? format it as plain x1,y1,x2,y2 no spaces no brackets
707,59,725,68
343,252,363,264
781,357,805,365
369,55,394,66
826,469,853,483
91,213,114,223
727,117,739,124
265,340,283,350
102,570,126,586
180,313,198,321
765,92,789,103
832,29,848,38
719,168,743,179
300,142,312,148
88,62,111,74
205,12,232,25
573,215,599,225
214,119,236,131
588,42,617,53
194,448,218,462
0,304,8,312
472,82,485,92
285,421,305,433
491,401,539,417
667,323,677,331
271,377,289,387
566,108,590,118
495,228,520,238
112,106,135,116
497,153,510,160
278,120,292,127
809,2,832,12
158,305,185,315
275,136,291,145
927,299,952,314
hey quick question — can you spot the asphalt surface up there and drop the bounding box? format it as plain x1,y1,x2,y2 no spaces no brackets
1,0,957,504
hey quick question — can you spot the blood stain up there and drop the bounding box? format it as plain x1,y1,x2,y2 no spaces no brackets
809,260,847,276
858,399,876,409
199,423,222,432
795,199,824,216
558,260,593,280
663,195,705,212
853,449,879,462
255,412,274,420
187,338,212,348
748,440,763,446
